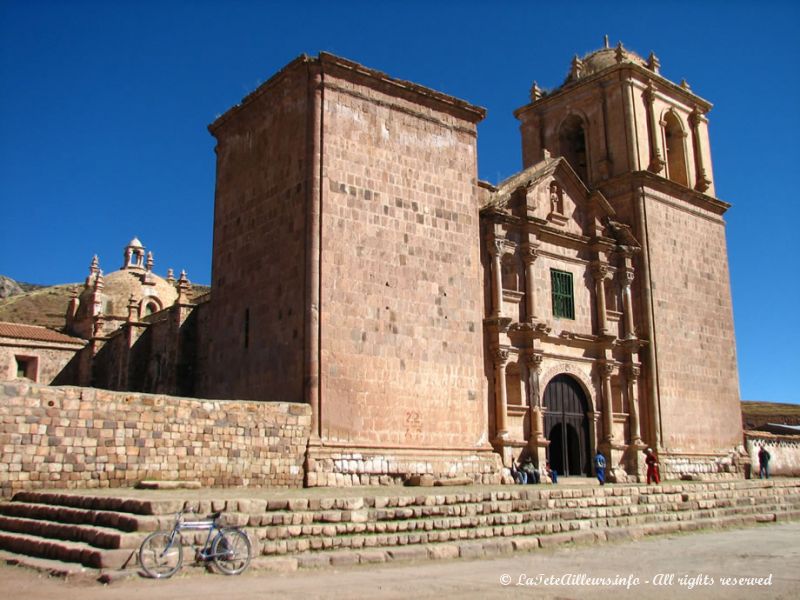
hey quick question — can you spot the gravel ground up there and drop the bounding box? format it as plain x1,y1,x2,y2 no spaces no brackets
3,521,798,600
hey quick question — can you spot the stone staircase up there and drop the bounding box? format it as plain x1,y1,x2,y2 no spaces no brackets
1,479,799,580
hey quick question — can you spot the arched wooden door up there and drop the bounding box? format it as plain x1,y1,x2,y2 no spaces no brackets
544,374,590,476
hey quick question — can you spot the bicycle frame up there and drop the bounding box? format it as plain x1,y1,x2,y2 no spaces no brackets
165,511,228,560
140,508,252,578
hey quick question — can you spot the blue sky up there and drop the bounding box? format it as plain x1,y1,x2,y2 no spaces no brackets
1,0,798,404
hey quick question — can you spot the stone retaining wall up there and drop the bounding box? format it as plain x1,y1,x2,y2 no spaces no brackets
306,446,503,487
660,450,744,481
0,382,311,497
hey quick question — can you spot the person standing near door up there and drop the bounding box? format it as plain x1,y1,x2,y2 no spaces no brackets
594,451,607,485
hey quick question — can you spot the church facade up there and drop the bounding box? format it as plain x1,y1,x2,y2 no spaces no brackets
5,43,744,485
199,44,742,483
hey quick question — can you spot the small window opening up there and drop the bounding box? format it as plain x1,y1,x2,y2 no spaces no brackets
664,112,688,187
559,115,588,183
15,356,37,381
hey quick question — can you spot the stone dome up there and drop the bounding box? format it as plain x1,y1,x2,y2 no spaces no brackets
72,239,183,324
559,41,648,89
80,268,178,317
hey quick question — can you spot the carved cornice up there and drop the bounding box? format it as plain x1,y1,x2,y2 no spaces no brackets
492,347,510,367
599,361,616,379
591,262,610,281
483,316,513,334
620,269,635,286
695,169,712,193
648,151,666,174
488,238,506,258
520,242,540,264
642,82,657,105
688,107,707,128
597,171,730,217
526,352,544,371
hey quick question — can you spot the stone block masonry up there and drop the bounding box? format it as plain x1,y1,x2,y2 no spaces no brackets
0,382,311,498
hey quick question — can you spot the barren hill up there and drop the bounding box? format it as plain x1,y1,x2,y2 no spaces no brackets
0,283,78,329
741,400,800,430
0,277,211,331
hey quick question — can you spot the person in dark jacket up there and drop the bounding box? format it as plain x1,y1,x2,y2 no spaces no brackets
595,451,607,485
758,445,771,479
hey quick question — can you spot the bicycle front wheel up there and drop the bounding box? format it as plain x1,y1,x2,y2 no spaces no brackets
139,530,183,578
211,528,252,575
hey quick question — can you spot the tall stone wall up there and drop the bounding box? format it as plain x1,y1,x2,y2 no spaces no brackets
202,58,310,403
316,58,489,454
644,187,742,453
0,382,310,498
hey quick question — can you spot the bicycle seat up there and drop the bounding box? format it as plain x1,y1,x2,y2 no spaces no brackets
207,511,222,520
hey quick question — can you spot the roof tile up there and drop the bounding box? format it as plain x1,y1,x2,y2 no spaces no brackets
0,321,85,345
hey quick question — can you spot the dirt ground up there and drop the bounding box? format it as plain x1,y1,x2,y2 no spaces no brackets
2,522,798,600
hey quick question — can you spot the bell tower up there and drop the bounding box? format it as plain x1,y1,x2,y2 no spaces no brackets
516,39,715,193
514,40,742,470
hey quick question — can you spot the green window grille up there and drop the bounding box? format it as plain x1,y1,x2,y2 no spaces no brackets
551,269,575,320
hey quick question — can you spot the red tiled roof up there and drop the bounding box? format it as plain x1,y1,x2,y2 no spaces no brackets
0,321,85,345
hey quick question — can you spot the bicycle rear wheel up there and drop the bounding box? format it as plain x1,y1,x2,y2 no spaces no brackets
211,528,252,575
139,530,183,578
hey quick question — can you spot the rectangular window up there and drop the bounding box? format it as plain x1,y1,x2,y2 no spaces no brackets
551,269,575,320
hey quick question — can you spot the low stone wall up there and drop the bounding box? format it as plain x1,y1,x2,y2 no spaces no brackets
306,446,503,487
660,450,745,481
745,432,800,477
0,382,311,497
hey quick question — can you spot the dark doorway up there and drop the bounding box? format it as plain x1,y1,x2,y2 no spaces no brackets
544,374,590,476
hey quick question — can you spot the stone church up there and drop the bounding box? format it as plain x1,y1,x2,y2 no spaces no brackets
4,41,743,485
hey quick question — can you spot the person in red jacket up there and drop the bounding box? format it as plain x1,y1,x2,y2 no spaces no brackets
645,448,660,484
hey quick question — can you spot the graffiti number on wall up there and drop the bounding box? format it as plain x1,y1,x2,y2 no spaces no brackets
405,411,422,436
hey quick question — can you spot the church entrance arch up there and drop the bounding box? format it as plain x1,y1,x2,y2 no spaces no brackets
544,374,590,476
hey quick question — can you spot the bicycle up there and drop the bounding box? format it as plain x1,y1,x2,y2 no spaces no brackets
138,508,252,578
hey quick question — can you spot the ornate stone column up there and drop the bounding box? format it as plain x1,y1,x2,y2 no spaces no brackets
525,352,549,472
600,362,615,443
643,83,666,173
489,239,505,318
621,268,636,340
492,348,510,440
521,242,539,322
525,353,545,440
592,262,609,336
689,108,712,192
627,364,643,445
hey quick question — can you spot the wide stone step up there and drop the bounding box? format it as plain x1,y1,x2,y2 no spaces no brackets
0,502,158,532
11,491,183,516
0,530,134,569
247,491,799,537
0,548,100,580
252,509,796,571
0,515,145,549
253,499,800,556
